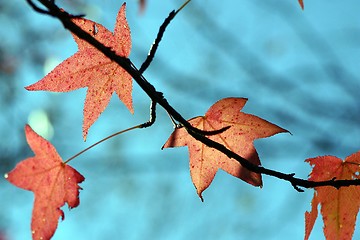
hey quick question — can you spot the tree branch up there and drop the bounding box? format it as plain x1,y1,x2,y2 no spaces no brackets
28,0,360,191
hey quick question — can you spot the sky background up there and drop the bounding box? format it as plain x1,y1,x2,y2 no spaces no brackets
0,0,359,239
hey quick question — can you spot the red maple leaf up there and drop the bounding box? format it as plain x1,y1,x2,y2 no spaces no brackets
25,3,132,140
5,125,85,240
305,151,360,240
163,97,288,200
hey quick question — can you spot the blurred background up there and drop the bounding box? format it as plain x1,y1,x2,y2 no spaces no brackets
0,0,359,239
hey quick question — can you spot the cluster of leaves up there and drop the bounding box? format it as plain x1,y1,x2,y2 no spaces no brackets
5,0,359,240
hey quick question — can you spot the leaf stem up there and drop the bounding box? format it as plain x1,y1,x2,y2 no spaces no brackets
63,124,142,164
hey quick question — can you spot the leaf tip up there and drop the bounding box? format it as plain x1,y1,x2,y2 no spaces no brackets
25,124,31,131
304,192,319,240
82,126,89,142
24,84,36,91
139,0,146,14
298,0,304,10
277,126,291,135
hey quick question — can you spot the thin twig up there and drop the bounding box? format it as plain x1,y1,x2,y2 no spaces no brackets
176,0,192,14
138,1,192,128
139,0,192,73
26,0,52,15
139,10,176,74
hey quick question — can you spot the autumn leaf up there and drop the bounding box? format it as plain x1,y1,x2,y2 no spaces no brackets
305,151,360,240
25,3,132,140
298,0,304,9
163,97,288,200
5,125,85,240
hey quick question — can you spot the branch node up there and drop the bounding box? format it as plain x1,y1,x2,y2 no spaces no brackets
292,183,305,192
26,0,53,16
140,101,157,128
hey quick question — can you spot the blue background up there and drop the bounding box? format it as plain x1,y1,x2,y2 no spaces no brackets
0,0,359,239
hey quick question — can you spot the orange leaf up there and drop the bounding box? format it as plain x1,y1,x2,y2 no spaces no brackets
5,125,85,240
305,151,360,240
25,3,132,140
163,97,288,200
